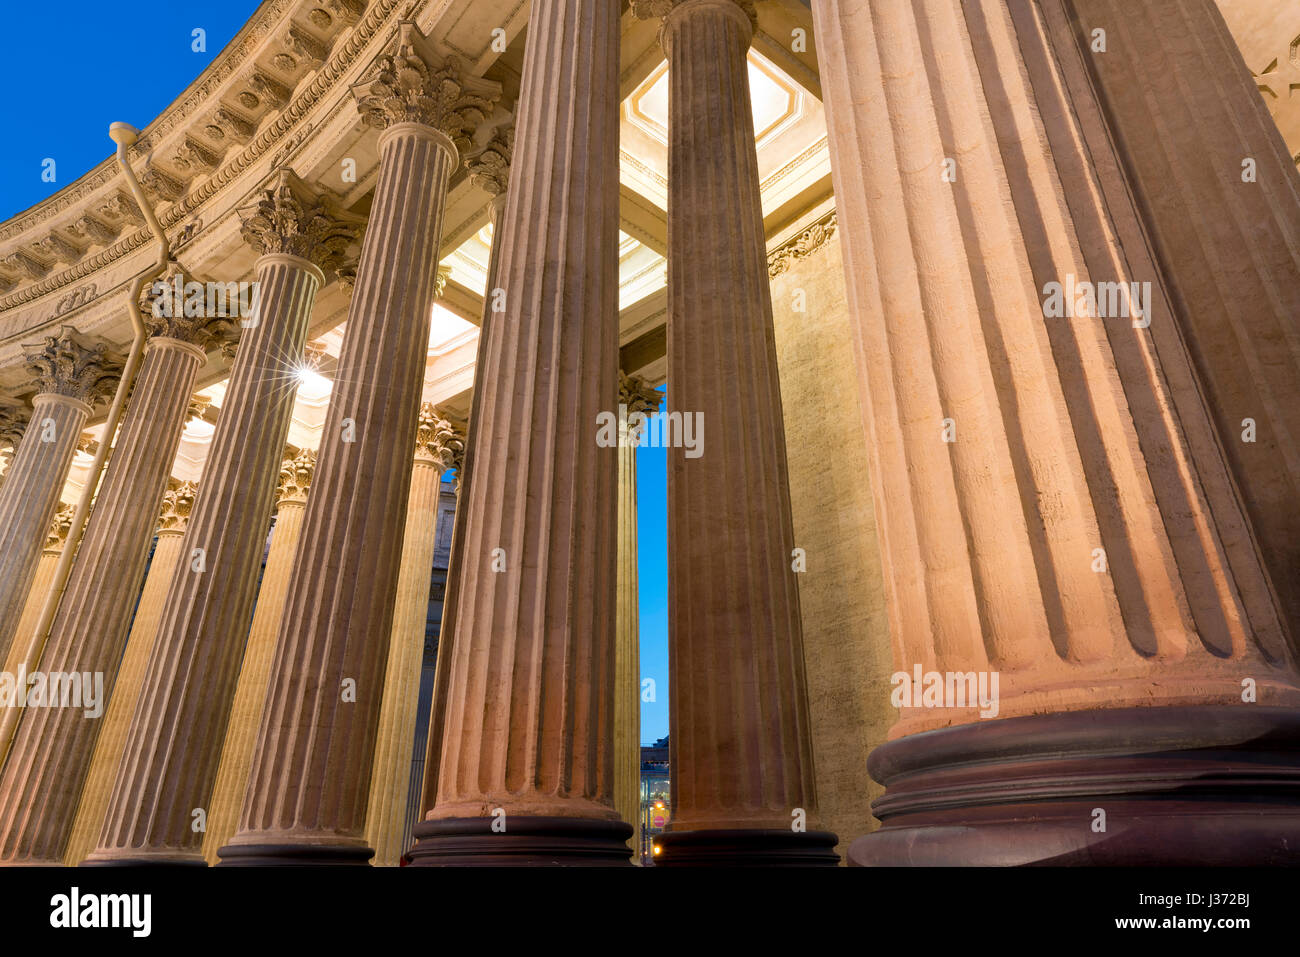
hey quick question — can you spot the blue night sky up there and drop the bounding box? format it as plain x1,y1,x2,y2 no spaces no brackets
0,1,672,744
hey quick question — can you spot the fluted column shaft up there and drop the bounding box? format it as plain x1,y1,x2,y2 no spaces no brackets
417,196,506,824
366,410,454,866
615,413,642,860
0,335,206,865
202,452,313,864
4,506,73,680
409,0,629,866
66,483,193,865
0,395,89,664
1065,0,1300,641
86,253,325,864
222,127,464,861
655,0,832,864
811,0,1300,865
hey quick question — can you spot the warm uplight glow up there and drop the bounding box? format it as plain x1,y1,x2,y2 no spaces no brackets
182,416,216,440
652,844,661,856
428,303,476,352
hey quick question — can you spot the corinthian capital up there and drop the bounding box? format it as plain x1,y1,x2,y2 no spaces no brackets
139,266,240,349
619,371,660,416
414,403,463,470
0,402,30,450
159,481,198,533
632,0,757,31
22,326,124,406
466,123,514,197
238,169,364,272
351,21,502,153
277,447,316,506
46,503,76,551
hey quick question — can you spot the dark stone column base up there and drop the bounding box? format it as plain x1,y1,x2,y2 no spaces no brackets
850,705,1300,866
655,828,840,866
215,842,374,866
80,856,207,867
407,816,633,866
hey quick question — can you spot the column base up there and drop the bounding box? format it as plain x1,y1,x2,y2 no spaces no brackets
407,816,633,866
215,842,374,866
80,855,206,867
655,828,840,866
850,705,1300,866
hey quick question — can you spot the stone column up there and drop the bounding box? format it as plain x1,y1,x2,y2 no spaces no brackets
365,406,460,866
65,483,195,865
415,123,512,828
219,23,500,866
408,0,629,867
635,0,835,865
0,327,119,665
0,301,228,864
616,374,657,862
1060,0,1300,644
4,505,74,678
83,170,359,866
0,405,30,493
811,0,1300,864
202,450,315,864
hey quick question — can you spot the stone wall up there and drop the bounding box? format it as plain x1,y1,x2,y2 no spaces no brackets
768,207,893,856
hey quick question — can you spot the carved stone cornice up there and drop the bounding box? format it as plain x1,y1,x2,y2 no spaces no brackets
158,480,198,533
351,21,502,152
248,70,292,110
238,169,364,271
71,214,118,246
324,0,366,26
3,250,48,281
767,210,837,279
46,503,76,551
33,233,83,266
173,137,222,177
277,447,316,506
466,124,514,197
22,325,123,405
414,403,463,469
0,0,406,313
285,23,330,65
139,165,186,203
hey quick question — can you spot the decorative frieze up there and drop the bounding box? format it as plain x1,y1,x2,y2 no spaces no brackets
767,211,837,278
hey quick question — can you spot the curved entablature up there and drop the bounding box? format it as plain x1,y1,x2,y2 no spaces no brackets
0,0,526,394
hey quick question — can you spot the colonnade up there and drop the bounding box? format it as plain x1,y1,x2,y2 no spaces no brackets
0,0,1295,868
